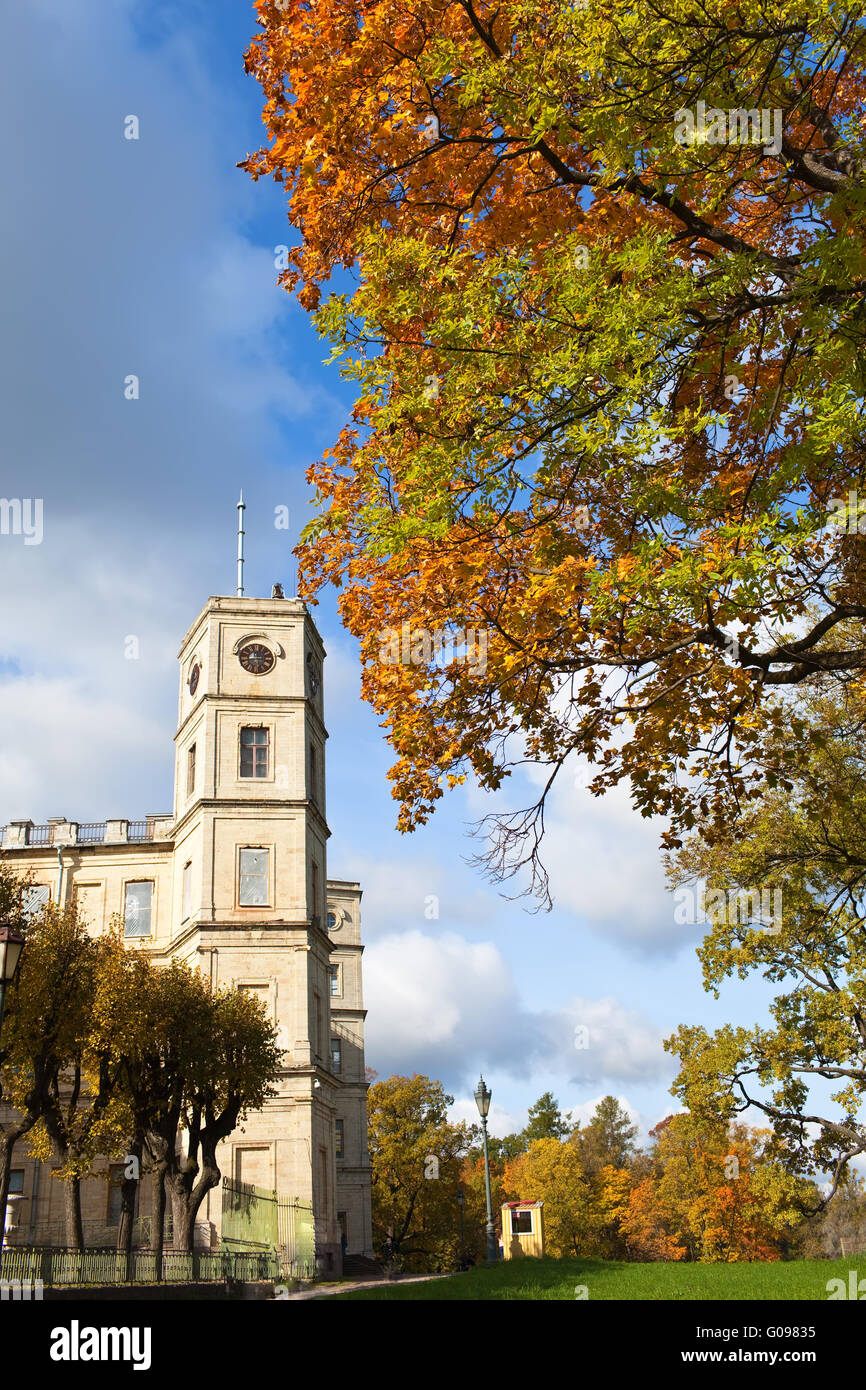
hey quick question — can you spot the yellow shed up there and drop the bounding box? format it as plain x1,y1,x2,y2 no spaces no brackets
501,1200,545,1259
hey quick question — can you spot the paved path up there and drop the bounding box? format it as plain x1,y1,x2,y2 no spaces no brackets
280,1272,455,1299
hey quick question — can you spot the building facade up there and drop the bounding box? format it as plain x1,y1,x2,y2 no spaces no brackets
0,592,373,1269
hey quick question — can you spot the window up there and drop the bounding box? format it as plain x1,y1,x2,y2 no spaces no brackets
309,742,318,801
337,1211,347,1247
311,861,319,923
327,910,338,932
9,1170,24,1195
182,862,192,921
22,884,50,919
329,964,340,998
240,726,269,778
239,849,269,907
330,1037,342,1074
187,742,196,795
511,1209,533,1235
124,881,153,938
335,1120,344,1159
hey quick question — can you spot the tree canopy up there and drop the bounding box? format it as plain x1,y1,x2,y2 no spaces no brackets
666,684,866,1194
0,882,282,1253
244,0,866,900
367,1073,476,1269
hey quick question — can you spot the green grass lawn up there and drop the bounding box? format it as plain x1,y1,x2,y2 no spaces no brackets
332,1255,866,1301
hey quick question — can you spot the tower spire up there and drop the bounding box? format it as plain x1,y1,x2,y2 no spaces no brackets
236,491,246,597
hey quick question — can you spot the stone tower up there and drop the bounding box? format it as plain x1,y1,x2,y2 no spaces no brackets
0,592,373,1267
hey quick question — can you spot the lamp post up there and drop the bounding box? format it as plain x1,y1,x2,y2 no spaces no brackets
456,1187,466,1270
474,1075,498,1263
0,924,25,1041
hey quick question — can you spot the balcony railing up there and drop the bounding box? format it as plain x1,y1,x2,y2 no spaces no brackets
0,820,171,848
77,823,106,844
128,821,153,842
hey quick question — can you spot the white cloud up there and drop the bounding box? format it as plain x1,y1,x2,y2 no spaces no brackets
565,1092,643,1131
364,930,534,1074
448,1097,520,1139
463,753,685,954
332,842,496,938
364,929,672,1093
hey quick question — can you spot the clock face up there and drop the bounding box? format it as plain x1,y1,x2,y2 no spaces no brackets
188,663,200,696
239,642,275,676
306,651,320,695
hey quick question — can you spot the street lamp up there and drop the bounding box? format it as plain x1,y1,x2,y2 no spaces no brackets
0,925,25,1040
474,1075,498,1263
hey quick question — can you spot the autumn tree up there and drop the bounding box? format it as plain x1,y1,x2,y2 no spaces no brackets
164,984,281,1252
0,900,129,1249
367,1074,475,1271
626,1114,811,1262
244,0,866,900
571,1095,638,1176
0,861,36,1247
595,1163,638,1261
24,920,134,1250
666,685,866,1196
504,1137,600,1257
479,1131,527,1167
458,1151,507,1266
103,958,281,1258
797,1172,866,1259
620,1175,688,1263
522,1091,569,1145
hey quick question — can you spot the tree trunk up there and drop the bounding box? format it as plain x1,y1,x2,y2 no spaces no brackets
166,1162,219,1254
0,1132,18,1255
0,1111,39,1253
63,1175,84,1250
151,1166,166,1278
116,1139,142,1278
168,1179,191,1253
117,1137,143,1272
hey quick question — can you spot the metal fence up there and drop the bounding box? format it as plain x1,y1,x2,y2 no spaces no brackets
221,1180,316,1280
77,823,106,844
0,1246,280,1288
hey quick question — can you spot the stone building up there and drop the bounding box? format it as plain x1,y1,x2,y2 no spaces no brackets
0,591,373,1270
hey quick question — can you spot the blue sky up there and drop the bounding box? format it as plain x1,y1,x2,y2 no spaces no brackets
0,0,789,1146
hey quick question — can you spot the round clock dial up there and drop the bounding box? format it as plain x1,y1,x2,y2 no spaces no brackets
306,651,320,695
188,663,200,696
239,642,275,675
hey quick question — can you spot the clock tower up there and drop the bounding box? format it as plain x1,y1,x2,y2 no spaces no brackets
0,588,372,1267
169,592,361,1269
